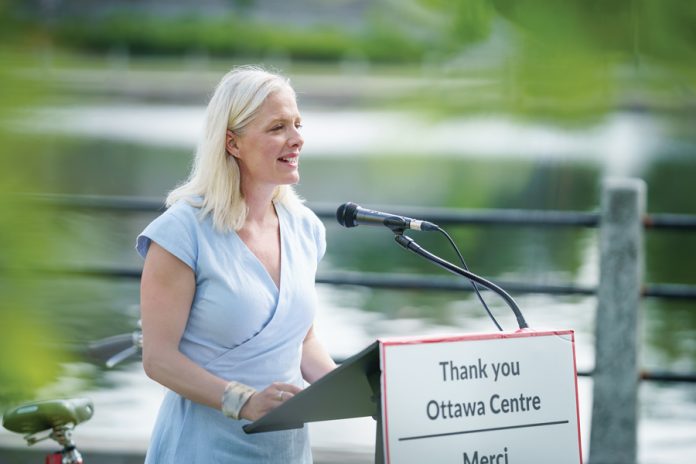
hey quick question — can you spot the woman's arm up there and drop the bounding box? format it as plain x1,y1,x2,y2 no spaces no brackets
140,242,299,420
300,324,337,384
140,241,228,409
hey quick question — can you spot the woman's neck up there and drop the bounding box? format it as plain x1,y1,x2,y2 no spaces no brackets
242,184,277,226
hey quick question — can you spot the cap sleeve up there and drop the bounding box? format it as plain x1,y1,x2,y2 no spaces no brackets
314,216,326,264
303,207,326,264
135,203,198,271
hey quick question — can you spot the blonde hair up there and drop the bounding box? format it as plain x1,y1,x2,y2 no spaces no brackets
166,65,303,231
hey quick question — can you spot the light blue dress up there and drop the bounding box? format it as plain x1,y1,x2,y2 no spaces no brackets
135,199,325,463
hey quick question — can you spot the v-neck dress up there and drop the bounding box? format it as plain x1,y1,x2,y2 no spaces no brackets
135,199,326,463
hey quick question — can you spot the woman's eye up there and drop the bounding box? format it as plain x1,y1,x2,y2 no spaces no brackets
295,123,303,130
270,125,283,131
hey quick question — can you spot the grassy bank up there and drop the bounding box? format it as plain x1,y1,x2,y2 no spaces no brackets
20,13,428,64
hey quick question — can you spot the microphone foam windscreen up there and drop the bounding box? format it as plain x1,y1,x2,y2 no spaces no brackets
336,202,358,227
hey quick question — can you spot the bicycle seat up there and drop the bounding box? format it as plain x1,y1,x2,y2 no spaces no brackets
2,398,94,435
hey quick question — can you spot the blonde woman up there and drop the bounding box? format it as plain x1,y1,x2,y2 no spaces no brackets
136,65,336,463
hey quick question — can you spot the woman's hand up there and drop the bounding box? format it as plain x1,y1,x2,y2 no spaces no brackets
239,382,303,421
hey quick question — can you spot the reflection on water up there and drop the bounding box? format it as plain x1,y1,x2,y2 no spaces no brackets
32,104,668,170
5,105,696,462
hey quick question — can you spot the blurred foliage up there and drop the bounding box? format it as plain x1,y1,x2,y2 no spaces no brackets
411,0,696,119
491,0,696,62
30,12,427,63
0,50,69,408
406,0,495,51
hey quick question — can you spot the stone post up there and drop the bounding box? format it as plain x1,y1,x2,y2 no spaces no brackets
589,178,646,464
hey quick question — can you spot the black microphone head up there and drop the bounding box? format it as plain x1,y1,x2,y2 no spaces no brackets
336,202,359,228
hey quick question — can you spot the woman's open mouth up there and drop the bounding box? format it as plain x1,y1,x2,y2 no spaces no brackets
278,154,299,166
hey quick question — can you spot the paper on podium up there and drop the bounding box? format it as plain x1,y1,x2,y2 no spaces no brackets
244,341,380,434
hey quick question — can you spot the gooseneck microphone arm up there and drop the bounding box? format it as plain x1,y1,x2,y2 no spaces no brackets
393,234,529,330
334,202,528,330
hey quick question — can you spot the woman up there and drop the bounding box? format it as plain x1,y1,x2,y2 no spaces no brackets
136,65,337,463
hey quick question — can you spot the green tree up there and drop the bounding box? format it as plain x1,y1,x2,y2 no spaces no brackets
0,7,68,408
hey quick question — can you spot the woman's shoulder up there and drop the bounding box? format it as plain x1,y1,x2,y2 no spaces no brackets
167,197,203,217
153,197,205,228
142,198,207,238
136,197,204,264
279,201,326,260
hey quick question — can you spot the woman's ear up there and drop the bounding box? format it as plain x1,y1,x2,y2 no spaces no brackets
225,130,240,158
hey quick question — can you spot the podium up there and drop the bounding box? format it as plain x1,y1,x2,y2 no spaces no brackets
245,330,582,464
244,341,386,461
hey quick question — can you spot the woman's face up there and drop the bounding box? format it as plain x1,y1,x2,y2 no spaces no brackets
228,87,304,194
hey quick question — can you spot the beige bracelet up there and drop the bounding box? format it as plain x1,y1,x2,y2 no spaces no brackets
221,381,256,420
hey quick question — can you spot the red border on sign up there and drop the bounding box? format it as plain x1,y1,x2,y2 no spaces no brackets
378,329,582,464
379,341,391,464
570,331,584,464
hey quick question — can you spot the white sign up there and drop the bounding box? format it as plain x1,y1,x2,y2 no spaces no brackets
379,330,582,464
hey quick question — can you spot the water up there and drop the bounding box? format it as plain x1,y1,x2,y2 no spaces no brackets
2,102,695,462
30,103,665,167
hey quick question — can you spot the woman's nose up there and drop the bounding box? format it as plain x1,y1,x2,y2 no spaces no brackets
289,128,304,148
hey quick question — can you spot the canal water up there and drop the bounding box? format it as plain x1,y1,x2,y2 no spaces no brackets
2,101,695,462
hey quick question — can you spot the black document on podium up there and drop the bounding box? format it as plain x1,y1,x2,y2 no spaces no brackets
244,341,381,433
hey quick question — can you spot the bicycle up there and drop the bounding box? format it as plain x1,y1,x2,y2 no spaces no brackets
1,324,142,463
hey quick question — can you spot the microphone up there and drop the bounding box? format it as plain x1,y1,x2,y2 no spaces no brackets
336,202,438,232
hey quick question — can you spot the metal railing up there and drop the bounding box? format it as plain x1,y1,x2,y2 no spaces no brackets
30,192,696,229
